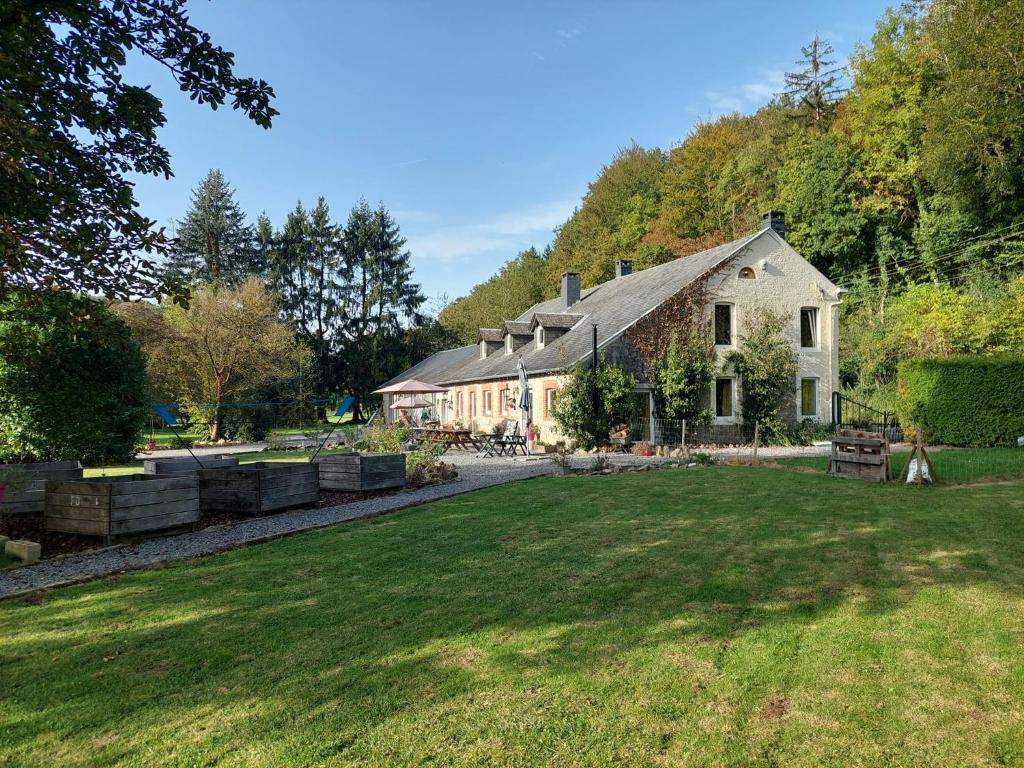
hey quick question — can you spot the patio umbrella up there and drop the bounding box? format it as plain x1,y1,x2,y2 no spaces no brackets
372,379,447,395
517,357,531,454
389,395,433,410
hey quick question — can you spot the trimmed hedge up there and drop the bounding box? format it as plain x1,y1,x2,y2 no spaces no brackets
896,356,1024,447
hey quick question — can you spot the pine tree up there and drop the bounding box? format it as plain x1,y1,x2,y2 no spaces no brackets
783,36,846,127
165,170,259,284
336,200,425,418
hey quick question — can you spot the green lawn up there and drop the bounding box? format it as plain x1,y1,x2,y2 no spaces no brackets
84,447,354,478
775,446,1024,484
3,467,1024,766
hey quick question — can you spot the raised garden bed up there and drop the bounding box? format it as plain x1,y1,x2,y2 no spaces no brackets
45,475,200,543
199,462,319,515
143,455,240,476
0,461,84,517
315,453,405,492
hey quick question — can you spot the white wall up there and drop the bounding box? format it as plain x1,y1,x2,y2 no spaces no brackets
703,231,841,424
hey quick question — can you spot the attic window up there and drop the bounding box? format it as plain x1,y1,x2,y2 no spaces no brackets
738,266,756,280
505,335,513,354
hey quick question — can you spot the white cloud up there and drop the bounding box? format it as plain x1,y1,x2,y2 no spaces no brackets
703,67,787,117
556,25,582,41
531,50,546,61
406,199,575,264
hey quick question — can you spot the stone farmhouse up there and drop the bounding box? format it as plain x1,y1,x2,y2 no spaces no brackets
381,212,841,442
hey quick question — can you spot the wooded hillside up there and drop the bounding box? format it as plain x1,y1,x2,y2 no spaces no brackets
439,0,1024,410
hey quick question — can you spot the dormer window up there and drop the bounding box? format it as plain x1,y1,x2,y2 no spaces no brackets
506,335,513,354
535,325,544,349
479,340,487,359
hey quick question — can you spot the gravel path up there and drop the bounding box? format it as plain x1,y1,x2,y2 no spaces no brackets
0,454,556,600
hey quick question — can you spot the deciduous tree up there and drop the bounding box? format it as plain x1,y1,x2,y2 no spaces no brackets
0,0,276,299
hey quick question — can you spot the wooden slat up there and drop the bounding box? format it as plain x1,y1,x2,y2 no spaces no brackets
45,503,111,522
110,510,200,535
111,498,200,521
143,456,239,475
45,516,108,536
109,487,199,508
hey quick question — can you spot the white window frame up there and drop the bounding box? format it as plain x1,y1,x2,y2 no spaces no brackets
713,303,734,348
480,340,487,359
800,307,819,349
535,326,544,349
505,335,513,354
484,390,492,416
714,377,735,420
545,387,557,418
800,377,819,419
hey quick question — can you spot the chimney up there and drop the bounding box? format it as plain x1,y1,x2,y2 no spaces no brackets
761,211,785,239
561,271,581,309
615,260,633,278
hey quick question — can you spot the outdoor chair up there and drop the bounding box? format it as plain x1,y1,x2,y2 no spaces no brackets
495,420,528,456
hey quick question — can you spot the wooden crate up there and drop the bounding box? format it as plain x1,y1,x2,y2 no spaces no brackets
198,462,319,515
143,455,240,476
1,461,84,517
827,431,893,482
45,475,200,542
315,453,406,492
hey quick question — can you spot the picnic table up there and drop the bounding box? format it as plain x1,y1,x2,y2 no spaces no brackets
417,427,480,452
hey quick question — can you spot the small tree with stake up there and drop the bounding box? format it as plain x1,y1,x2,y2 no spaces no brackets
725,307,798,444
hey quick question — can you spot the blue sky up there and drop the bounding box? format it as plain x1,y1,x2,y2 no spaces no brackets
129,0,891,303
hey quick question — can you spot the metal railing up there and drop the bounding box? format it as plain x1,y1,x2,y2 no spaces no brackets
831,392,902,442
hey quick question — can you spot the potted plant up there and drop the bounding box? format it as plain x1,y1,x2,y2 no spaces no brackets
527,423,540,446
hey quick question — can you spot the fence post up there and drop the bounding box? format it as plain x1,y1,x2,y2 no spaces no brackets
752,421,760,465
832,391,842,426
681,420,686,451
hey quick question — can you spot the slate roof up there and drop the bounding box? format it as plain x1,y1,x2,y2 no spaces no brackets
377,344,478,388
477,328,504,342
529,312,584,330
503,320,532,336
384,230,764,387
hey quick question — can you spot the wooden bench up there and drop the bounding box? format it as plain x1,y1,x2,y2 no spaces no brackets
827,430,893,482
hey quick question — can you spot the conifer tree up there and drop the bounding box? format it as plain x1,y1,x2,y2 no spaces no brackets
165,170,259,284
336,200,425,417
783,36,846,127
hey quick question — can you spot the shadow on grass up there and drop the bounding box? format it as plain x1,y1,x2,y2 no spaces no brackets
2,466,1024,764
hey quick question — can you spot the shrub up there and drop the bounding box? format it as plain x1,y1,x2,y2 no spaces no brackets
0,291,148,464
652,330,714,424
359,422,410,453
219,405,274,442
553,357,637,450
897,356,1024,446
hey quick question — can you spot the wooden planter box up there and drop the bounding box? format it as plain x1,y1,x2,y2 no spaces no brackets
199,462,319,515
45,475,200,542
0,461,84,517
143,455,240,476
315,453,406,492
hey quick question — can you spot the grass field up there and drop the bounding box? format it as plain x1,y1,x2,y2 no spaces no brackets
774,446,1024,484
3,466,1024,766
